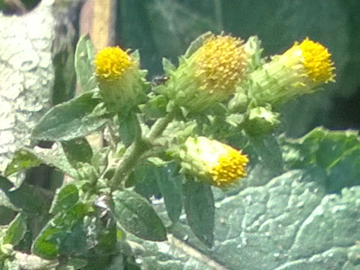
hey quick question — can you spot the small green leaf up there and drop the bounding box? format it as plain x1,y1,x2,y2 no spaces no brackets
75,35,97,92
183,178,214,248
50,184,79,215
31,91,108,141
143,93,167,119
61,138,93,168
4,150,41,177
184,31,212,58
162,57,176,74
118,113,141,147
3,213,27,246
112,190,166,241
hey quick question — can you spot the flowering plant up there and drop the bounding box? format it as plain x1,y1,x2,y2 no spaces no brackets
0,32,341,269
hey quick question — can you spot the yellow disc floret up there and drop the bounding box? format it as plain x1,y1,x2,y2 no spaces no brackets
95,47,134,81
194,35,248,93
156,33,250,113
297,38,335,83
209,145,249,187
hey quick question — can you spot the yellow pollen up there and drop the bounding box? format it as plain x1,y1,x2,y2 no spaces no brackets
95,47,134,81
297,38,335,83
194,35,248,93
209,146,249,187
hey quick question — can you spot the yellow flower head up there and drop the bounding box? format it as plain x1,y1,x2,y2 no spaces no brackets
94,47,148,113
193,35,249,94
95,47,134,81
157,33,250,113
248,37,336,106
285,38,335,84
178,137,249,188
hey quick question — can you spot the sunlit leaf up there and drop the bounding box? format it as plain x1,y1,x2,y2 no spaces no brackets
31,91,108,141
75,35,97,92
3,213,27,246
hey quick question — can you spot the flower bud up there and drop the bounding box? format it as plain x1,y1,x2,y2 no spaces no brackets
95,47,147,113
158,33,250,113
248,38,335,106
173,136,249,188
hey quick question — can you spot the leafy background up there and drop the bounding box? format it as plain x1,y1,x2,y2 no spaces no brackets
114,0,360,269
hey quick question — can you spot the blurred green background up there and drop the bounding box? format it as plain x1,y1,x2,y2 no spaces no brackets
117,0,360,137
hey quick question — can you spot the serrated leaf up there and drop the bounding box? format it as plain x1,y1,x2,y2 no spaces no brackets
155,165,183,223
112,189,166,241
183,178,214,248
75,35,97,92
31,91,108,141
61,138,93,168
3,213,27,246
5,147,76,178
50,184,79,215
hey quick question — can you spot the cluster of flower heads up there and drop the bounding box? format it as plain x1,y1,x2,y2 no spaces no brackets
94,32,335,188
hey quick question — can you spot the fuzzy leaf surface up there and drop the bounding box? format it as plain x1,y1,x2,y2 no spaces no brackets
31,91,107,141
183,178,214,248
75,35,97,92
112,189,167,241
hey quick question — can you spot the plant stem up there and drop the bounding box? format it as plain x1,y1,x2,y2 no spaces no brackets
147,109,176,140
110,110,175,189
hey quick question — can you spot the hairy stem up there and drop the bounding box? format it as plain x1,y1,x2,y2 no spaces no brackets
110,110,175,189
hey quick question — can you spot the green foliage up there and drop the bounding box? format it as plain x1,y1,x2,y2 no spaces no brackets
3,213,27,246
75,35,97,92
61,138,93,168
112,190,166,241
283,127,360,193
0,29,358,270
31,91,108,141
183,178,214,248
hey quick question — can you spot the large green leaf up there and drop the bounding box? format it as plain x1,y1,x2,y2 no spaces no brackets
112,189,166,241
75,35,97,92
182,178,214,248
31,91,108,141
5,147,76,178
283,127,360,193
